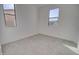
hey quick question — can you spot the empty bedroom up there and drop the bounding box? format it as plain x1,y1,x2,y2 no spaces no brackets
0,4,79,55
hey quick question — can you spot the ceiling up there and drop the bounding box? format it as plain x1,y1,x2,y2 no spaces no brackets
32,4,48,8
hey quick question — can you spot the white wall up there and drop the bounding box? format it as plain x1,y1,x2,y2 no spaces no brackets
0,5,2,42
38,4,78,43
75,5,79,48
0,5,2,54
0,4,38,44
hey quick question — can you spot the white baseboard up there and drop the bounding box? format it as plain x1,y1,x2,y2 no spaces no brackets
2,33,38,45
38,33,77,44
2,32,77,46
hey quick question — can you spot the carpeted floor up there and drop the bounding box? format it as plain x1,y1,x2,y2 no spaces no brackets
1,34,78,55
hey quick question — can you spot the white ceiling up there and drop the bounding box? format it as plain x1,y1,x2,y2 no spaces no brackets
32,4,48,8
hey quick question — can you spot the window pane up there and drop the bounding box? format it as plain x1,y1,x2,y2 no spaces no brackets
3,4,14,10
49,8,59,18
3,4,16,27
4,14,16,27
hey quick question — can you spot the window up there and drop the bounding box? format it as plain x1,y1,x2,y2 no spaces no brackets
3,4,16,27
48,8,59,25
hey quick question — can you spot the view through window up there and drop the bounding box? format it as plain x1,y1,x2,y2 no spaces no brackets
48,8,59,25
3,4,16,27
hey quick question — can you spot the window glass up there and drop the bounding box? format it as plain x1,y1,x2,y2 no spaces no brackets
49,8,59,18
49,8,59,25
3,4,16,27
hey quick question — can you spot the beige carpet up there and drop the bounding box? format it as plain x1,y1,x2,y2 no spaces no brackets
2,34,78,55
